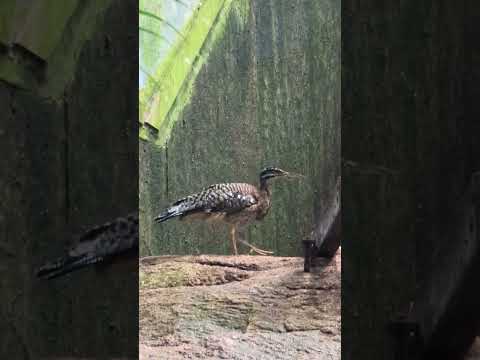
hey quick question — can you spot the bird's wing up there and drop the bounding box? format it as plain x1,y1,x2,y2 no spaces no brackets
155,183,259,222
37,212,138,280
199,183,258,214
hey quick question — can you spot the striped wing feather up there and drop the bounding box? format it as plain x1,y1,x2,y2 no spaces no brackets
203,183,258,213
155,183,260,223
37,213,138,279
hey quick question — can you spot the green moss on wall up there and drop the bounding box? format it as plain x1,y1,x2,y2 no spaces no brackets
141,0,341,257
140,0,248,146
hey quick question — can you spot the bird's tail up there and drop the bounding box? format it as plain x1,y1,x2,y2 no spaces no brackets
154,204,184,223
36,254,103,280
36,213,138,280
154,198,197,223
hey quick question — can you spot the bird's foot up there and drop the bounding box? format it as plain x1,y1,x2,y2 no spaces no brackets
248,248,273,256
239,239,273,256
250,247,274,256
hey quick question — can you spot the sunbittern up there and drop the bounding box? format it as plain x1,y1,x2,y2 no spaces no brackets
37,213,138,279
154,167,299,255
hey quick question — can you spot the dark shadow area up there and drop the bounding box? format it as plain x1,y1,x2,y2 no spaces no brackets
342,1,480,359
1,0,138,358
423,250,480,359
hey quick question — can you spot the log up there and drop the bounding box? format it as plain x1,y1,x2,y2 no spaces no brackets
311,176,341,258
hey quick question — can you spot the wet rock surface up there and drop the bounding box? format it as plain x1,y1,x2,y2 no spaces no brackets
140,251,341,359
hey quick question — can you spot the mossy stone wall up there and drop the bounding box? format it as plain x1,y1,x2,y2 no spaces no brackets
141,0,341,256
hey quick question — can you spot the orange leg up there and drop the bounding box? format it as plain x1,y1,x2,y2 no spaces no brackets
230,226,238,255
238,239,273,256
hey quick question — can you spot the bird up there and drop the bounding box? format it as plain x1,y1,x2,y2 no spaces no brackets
154,167,300,255
37,212,138,280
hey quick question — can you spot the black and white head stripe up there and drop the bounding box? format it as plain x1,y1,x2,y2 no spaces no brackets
260,167,289,180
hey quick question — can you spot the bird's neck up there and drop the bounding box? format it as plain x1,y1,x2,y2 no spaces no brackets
257,180,272,220
260,178,270,194
259,180,272,203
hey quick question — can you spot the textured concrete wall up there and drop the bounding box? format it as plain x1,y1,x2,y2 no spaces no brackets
0,1,138,357
342,1,479,359
140,0,341,256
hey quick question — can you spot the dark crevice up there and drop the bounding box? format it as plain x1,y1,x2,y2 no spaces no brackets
195,260,261,271
283,327,336,335
285,284,338,291
9,88,16,118
63,94,70,225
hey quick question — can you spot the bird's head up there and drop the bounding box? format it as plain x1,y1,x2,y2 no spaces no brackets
260,167,289,181
259,167,302,189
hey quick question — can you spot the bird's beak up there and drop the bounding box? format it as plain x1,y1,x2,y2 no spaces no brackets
285,171,304,179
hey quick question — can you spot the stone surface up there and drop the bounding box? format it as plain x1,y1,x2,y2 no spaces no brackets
140,250,341,359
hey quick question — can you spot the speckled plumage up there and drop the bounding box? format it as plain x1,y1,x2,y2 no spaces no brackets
155,167,293,255
37,213,138,279
156,183,270,224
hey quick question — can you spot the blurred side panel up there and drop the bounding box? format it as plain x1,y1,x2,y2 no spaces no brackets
0,0,138,358
342,0,480,359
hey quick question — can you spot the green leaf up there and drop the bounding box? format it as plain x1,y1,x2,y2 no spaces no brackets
140,65,160,86
139,9,184,38
139,26,171,44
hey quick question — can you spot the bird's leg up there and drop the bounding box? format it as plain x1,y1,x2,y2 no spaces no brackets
237,238,273,256
230,225,238,255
